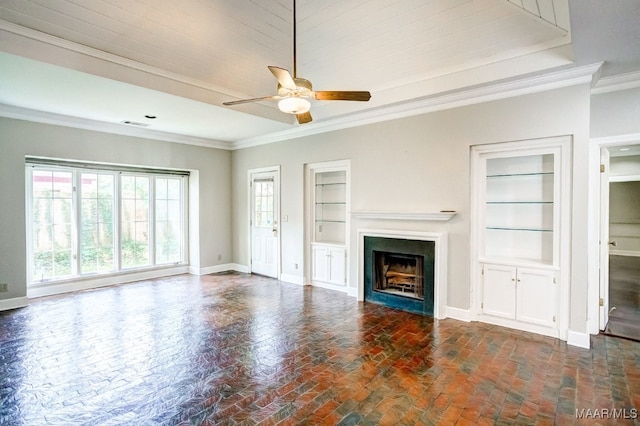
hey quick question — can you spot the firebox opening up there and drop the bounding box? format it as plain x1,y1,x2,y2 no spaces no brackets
373,251,424,300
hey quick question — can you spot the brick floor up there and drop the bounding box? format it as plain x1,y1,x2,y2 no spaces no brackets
0,272,638,425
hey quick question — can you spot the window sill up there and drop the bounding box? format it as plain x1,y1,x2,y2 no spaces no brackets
27,264,189,298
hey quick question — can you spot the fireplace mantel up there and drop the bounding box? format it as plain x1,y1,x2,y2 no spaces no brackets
351,211,456,221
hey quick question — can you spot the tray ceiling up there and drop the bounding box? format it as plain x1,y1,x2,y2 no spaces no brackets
0,0,635,146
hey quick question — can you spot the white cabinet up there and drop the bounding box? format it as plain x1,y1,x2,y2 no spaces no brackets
481,264,556,328
312,243,346,286
472,136,570,338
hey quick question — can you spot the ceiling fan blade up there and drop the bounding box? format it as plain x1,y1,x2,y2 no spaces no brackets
314,91,371,101
268,66,297,91
222,96,279,106
296,111,312,124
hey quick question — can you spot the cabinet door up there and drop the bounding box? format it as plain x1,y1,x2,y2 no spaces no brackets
516,268,556,328
327,247,346,286
312,246,328,282
482,264,516,319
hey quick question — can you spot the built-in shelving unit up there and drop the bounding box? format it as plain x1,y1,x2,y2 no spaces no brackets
314,170,347,245
472,136,571,339
307,161,350,290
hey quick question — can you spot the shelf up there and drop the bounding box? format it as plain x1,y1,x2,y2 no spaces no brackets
316,220,346,223
487,201,553,204
486,227,552,232
487,172,554,178
351,211,457,221
316,182,346,187
315,202,346,205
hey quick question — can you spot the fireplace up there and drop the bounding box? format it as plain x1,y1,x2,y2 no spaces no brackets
374,252,424,300
364,236,435,315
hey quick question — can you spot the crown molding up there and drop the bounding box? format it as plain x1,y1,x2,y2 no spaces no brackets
232,62,603,150
591,70,640,95
0,103,233,150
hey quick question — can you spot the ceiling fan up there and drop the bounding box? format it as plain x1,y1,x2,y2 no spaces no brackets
222,0,371,124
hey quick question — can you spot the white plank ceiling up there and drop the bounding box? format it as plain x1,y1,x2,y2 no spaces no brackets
0,0,634,146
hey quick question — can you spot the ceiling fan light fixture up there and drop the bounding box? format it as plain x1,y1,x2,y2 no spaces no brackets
278,97,310,114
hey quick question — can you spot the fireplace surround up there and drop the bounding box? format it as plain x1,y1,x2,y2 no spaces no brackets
357,229,448,319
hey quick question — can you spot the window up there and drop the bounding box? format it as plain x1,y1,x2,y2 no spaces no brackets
253,179,274,228
27,161,188,284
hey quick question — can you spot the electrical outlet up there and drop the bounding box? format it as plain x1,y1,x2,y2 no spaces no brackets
0,283,8,293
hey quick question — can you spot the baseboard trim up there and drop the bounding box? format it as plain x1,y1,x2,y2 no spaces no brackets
280,273,304,285
196,263,249,275
346,286,358,298
28,266,189,298
445,306,473,322
567,330,591,349
0,296,28,312
310,280,348,293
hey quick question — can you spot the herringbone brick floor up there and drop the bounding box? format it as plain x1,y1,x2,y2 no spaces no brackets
0,273,638,425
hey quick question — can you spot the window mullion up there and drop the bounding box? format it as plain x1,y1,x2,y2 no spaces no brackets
115,173,122,272
72,171,81,276
149,176,156,266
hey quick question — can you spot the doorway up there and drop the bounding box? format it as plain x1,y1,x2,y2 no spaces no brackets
600,145,640,341
249,167,280,278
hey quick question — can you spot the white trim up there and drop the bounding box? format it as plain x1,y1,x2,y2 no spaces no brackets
28,266,189,298
309,280,348,293
567,330,591,349
0,103,233,150
351,211,456,221
346,286,358,298
280,273,305,285
233,63,603,149
477,314,561,339
195,263,249,275
0,297,28,312
356,228,448,320
591,70,640,95
444,306,473,322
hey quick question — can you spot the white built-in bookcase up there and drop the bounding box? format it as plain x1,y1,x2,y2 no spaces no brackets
472,136,571,339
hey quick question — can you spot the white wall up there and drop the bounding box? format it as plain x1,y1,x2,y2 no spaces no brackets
591,87,640,138
609,181,640,255
231,84,592,333
0,117,232,302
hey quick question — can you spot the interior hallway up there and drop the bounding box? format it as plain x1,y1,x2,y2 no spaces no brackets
0,273,638,425
605,255,640,342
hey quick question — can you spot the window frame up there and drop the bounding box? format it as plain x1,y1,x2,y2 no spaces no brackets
26,161,189,286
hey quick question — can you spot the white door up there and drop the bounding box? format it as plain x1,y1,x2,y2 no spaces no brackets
516,267,556,327
482,264,516,319
599,148,610,330
312,244,328,282
250,170,279,278
327,247,346,285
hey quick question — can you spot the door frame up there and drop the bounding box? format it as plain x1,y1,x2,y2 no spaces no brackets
588,133,640,334
248,166,281,278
